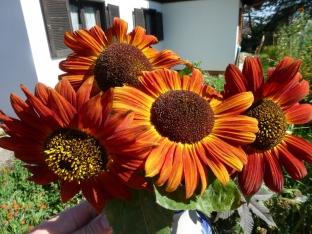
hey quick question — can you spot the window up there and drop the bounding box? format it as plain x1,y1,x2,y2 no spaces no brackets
133,8,164,41
107,4,120,28
40,0,107,58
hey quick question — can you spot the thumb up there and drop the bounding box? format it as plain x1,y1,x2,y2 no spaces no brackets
73,214,113,234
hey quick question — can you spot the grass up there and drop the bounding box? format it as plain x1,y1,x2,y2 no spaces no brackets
0,159,83,233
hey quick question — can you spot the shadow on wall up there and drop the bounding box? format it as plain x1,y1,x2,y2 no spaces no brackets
0,0,38,118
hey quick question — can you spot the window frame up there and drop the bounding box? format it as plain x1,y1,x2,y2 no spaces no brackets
133,8,164,41
40,0,106,58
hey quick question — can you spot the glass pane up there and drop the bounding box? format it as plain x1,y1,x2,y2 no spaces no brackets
84,7,96,29
70,5,81,31
145,13,152,35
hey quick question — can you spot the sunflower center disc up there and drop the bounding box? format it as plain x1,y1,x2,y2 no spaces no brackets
151,90,214,144
44,128,107,182
244,99,287,150
94,43,153,92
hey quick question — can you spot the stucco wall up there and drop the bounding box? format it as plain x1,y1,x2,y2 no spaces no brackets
162,0,241,71
0,0,38,118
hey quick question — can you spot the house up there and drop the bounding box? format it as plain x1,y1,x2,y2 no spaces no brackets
0,0,259,117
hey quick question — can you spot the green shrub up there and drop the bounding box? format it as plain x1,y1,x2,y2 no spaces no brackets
0,159,82,234
263,10,312,85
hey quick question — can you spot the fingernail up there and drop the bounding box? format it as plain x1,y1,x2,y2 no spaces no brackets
100,214,110,229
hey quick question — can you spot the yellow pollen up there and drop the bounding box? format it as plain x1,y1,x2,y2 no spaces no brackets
244,99,287,150
44,128,108,182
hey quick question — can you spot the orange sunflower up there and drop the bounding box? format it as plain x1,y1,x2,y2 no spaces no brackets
59,17,191,96
0,78,155,213
223,56,312,195
112,68,258,198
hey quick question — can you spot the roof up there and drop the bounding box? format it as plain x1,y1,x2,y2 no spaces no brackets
150,0,267,7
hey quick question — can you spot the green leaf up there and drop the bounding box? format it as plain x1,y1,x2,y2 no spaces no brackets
105,188,173,234
154,179,242,217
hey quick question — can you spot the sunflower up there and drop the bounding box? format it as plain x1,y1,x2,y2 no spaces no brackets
0,78,155,213
59,17,191,96
223,56,312,195
112,68,258,198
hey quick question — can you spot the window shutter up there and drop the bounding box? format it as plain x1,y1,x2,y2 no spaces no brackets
134,8,145,28
156,12,163,40
40,0,72,58
107,4,120,28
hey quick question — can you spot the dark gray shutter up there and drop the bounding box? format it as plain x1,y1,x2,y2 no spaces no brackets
134,8,145,28
156,12,164,40
40,0,72,58
107,4,120,28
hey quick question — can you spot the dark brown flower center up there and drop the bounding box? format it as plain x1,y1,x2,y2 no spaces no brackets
94,43,153,92
150,90,214,144
44,128,107,182
244,99,287,150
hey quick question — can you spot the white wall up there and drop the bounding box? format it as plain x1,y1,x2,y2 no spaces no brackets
0,0,38,118
162,0,240,71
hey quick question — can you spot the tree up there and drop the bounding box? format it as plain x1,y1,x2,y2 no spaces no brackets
241,0,312,52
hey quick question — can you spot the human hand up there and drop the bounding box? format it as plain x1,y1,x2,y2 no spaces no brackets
29,200,113,234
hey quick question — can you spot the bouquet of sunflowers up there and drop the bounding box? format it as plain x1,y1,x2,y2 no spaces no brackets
0,18,311,233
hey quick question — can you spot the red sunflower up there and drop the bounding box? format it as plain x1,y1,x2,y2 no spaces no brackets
59,17,191,96
0,78,155,213
223,56,312,195
112,68,258,198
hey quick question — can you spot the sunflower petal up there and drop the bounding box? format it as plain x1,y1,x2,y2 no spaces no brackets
263,150,284,193
145,138,170,177
81,178,106,214
58,74,88,91
34,82,49,106
78,93,102,130
25,164,58,185
155,144,175,186
183,145,199,198
49,88,76,126
148,50,188,68
64,27,104,55
284,104,312,124
192,148,208,195
108,163,150,191
76,77,94,111
21,85,62,129
9,93,52,133
127,26,158,49
277,79,309,110
262,60,302,98
238,151,264,195
166,142,184,192
113,17,127,42
201,142,230,185
54,78,77,108
242,56,264,100
189,68,205,93
213,92,254,116
89,24,109,47
223,64,247,98
0,137,44,163
283,135,312,163
60,180,80,202
214,116,258,145
0,115,47,142
278,144,307,180
97,170,131,200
